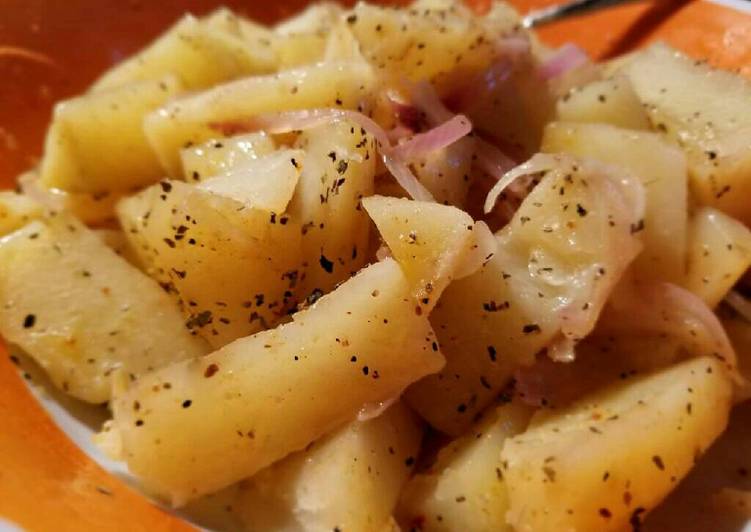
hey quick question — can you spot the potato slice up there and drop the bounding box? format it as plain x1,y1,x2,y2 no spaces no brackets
288,120,376,300
108,258,444,504
0,191,44,236
363,195,475,313
196,149,304,213
501,356,732,532
684,207,751,308
623,43,751,225
347,0,521,96
413,138,475,208
556,76,650,130
397,402,531,532
40,76,183,195
227,402,422,532
180,132,276,181
0,216,207,403
542,121,688,282
144,61,376,176
117,180,302,348
92,13,275,91
272,3,344,68
407,154,644,435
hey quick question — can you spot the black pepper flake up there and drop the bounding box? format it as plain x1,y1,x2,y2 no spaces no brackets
336,160,349,174
350,355,357,362
163,238,176,248
135,419,144,427
362,366,369,376
630,219,645,234
405,456,415,466
204,363,219,378
319,254,334,273
652,455,665,471
599,508,612,519
290,158,299,168
630,507,646,531
487,345,497,362
346,13,357,23
457,403,467,413
23,314,36,328
186,310,212,329
159,181,172,193
522,324,541,334
182,399,192,408
576,204,588,217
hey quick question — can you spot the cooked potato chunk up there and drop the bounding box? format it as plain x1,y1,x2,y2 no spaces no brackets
0,216,207,403
624,43,751,225
288,120,376,299
363,195,475,313
684,207,751,308
196,149,304,213
92,13,275,92
347,0,521,96
556,76,650,130
407,155,644,435
272,3,344,68
413,138,475,208
117,180,302,348
501,356,732,532
144,61,376,176
180,132,276,181
0,191,44,236
398,402,531,532
542,121,688,282
40,76,183,195
108,259,444,504
225,402,422,532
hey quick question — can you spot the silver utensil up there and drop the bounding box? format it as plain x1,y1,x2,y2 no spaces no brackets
522,0,638,27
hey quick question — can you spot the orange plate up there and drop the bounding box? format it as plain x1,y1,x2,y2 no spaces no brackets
0,0,750,529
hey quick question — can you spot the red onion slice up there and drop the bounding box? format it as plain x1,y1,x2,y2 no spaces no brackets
391,115,472,162
539,43,589,81
475,138,517,181
484,153,560,213
726,291,751,323
405,80,454,126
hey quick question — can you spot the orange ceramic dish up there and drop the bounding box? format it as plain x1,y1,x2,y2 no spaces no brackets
1,1,750,530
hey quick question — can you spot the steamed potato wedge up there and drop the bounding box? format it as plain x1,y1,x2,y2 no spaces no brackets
407,154,644,435
92,13,275,91
542,121,688,282
232,402,422,532
624,43,751,225
556,76,650,130
108,259,444,504
0,216,207,403
398,402,531,532
684,207,751,308
117,180,302,348
40,76,183,195
363,195,475,313
501,356,732,532
144,61,376,176
288,119,376,299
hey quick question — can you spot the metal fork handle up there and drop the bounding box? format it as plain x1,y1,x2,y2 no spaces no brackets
522,0,638,27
